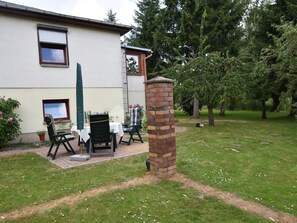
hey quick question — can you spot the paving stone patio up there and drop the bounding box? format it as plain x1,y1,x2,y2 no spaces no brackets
0,138,148,169
35,138,149,169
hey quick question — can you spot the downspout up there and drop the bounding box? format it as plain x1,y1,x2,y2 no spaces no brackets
144,52,153,81
123,50,129,115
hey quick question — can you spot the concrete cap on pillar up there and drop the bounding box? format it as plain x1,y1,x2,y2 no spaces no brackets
144,76,174,85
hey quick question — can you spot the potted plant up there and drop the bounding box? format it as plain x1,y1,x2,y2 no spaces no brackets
37,130,46,142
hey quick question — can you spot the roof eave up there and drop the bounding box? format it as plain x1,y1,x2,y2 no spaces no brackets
122,45,152,53
0,2,131,36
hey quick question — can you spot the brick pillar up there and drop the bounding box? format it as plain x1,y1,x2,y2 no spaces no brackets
144,76,176,178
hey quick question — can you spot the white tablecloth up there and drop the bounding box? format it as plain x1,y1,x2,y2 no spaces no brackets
71,122,124,142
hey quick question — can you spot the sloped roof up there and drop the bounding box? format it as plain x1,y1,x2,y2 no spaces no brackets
0,0,131,36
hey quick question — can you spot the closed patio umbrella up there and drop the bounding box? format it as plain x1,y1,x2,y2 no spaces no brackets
76,63,84,131
70,63,90,161
76,63,84,155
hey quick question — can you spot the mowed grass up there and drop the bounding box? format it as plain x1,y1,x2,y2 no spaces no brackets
0,153,270,223
6,181,270,223
175,110,297,216
0,153,147,213
0,109,295,222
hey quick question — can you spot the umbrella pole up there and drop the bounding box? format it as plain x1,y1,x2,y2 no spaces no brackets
78,130,83,155
80,142,83,155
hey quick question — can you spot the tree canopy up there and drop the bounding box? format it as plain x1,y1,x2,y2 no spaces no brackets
128,0,297,122
104,9,118,23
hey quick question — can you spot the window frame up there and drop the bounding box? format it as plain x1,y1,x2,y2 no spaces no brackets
37,24,69,67
126,54,140,74
126,51,144,75
42,99,70,121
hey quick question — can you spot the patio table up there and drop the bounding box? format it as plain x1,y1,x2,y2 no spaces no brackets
71,122,124,148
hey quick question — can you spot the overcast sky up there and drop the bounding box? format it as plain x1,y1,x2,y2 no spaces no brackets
4,0,138,26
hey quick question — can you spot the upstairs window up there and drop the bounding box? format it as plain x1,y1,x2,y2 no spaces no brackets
37,25,69,66
127,54,139,74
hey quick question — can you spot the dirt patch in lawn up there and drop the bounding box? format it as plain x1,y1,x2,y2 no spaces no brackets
1,173,296,223
175,126,187,133
0,174,159,221
171,173,297,223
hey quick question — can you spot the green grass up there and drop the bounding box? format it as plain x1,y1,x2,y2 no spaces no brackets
175,109,297,216
0,153,147,213
7,181,270,223
0,109,296,222
1,141,52,151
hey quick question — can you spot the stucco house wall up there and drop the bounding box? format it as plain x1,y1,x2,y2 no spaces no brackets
122,46,151,109
0,1,131,142
127,75,146,107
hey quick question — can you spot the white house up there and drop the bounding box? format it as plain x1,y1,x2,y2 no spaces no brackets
0,1,151,143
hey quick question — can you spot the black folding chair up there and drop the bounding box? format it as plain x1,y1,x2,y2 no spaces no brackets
45,114,76,160
119,107,144,145
88,114,114,156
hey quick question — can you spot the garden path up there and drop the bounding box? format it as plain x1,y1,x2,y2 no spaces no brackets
1,172,297,222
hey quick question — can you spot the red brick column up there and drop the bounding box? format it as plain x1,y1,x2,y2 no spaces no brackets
144,76,176,178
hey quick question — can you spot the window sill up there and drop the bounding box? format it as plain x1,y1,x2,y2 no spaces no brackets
127,73,144,76
43,120,71,125
40,64,69,68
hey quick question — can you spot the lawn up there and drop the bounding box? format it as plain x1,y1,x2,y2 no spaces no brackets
6,181,270,223
175,110,297,216
0,109,296,222
0,153,147,213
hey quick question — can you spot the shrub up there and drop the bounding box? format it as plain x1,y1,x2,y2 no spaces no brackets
0,96,22,149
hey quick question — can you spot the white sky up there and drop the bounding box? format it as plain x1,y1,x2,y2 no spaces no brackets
4,0,138,26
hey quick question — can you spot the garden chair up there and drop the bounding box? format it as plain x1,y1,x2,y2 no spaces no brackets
119,107,144,145
88,114,114,156
45,114,76,160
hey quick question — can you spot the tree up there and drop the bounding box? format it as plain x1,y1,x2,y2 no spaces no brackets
152,0,183,73
274,22,297,115
178,0,206,118
104,9,118,23
177,0,249,57
168,53,241,126
243,0,297,113
128,0,160,75
251,47,278,119
276,0,297,24
218,56,248,114
176,0,249,117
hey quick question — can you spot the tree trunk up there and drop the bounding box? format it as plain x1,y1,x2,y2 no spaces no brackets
207,103,215,126
261,100,267,119
270,94,280,112
219,102,225,116
192,97,200,119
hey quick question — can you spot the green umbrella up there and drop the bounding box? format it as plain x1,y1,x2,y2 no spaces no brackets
76,63,84,155
76,63,84,130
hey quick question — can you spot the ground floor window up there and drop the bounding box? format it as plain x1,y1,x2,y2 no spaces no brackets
43,99,70,121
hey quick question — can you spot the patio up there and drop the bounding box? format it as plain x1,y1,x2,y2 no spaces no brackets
0,138,148,169
35,138,148,169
